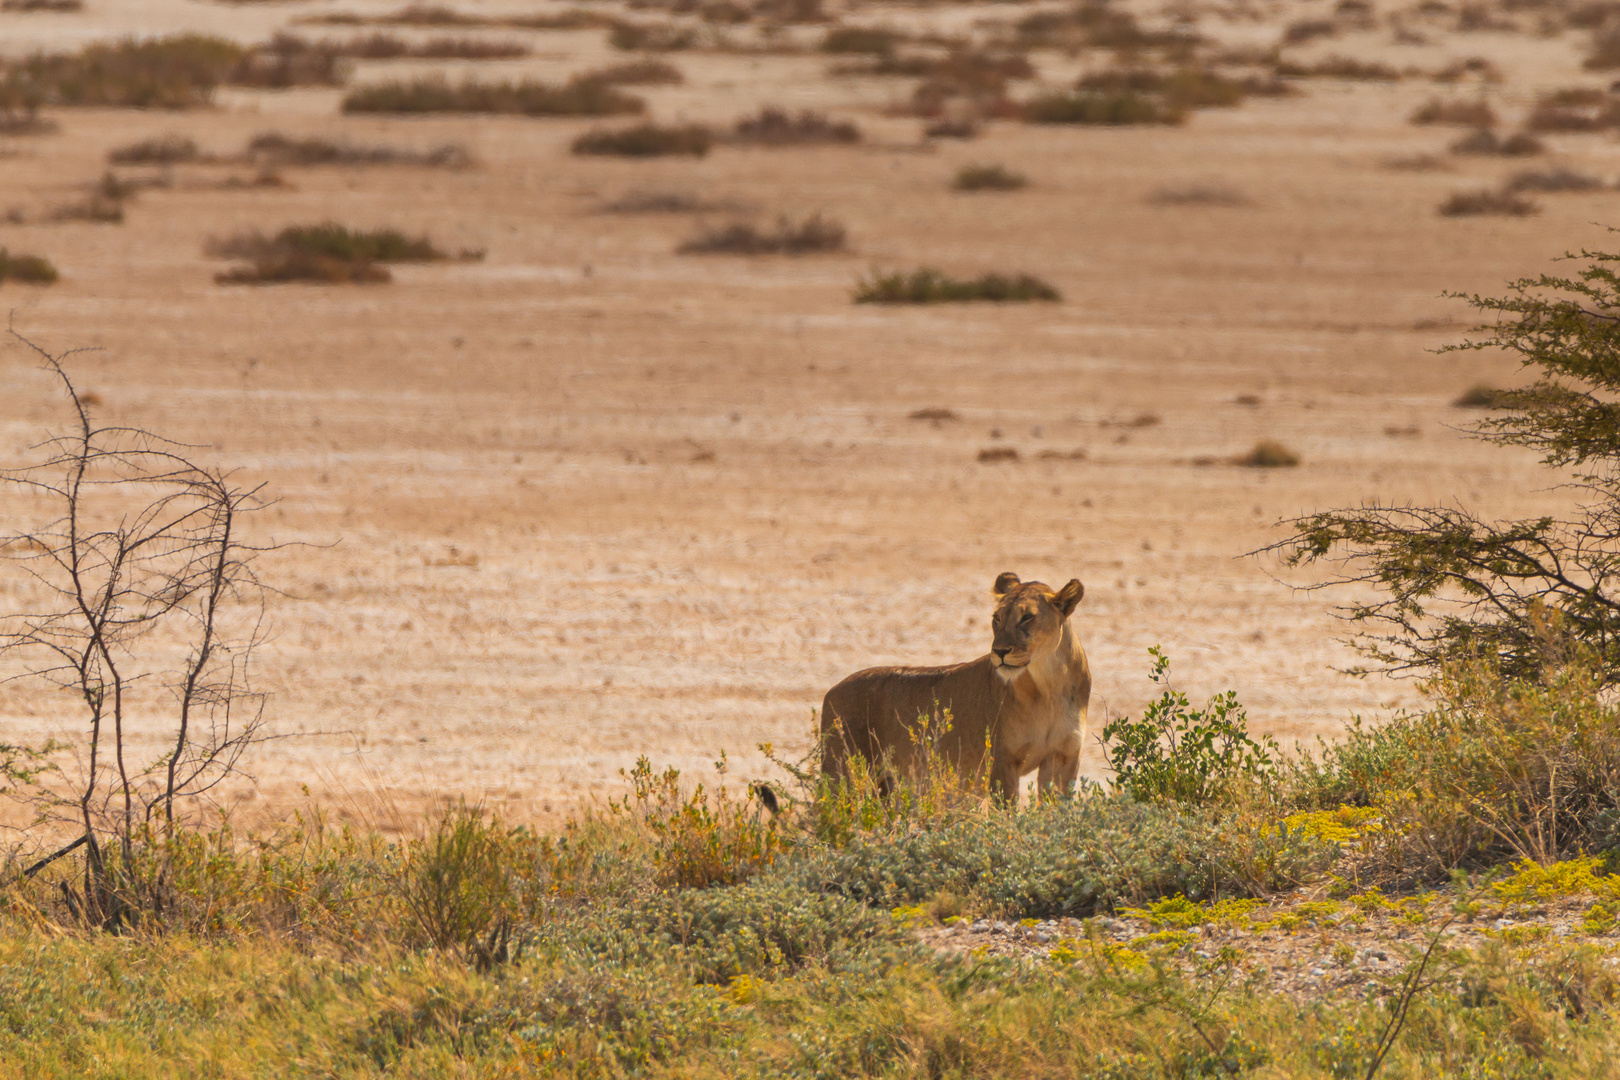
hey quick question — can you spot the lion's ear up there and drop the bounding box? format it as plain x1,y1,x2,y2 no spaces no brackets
1055,579,1084,618
992,571,1021,597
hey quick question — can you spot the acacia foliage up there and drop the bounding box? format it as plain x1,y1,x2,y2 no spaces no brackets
1272,243,1620,683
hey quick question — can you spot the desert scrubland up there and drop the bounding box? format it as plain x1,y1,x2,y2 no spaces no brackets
0,0,1612,828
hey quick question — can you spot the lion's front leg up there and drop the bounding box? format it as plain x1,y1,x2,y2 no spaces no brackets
1035,747,1080,800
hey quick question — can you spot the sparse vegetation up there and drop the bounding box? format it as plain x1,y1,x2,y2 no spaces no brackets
1452,383,1511,408
977,446,1020,463
572,122,712,157
1506,167,1604,192
677,214,846,254
730,107,860,145
1527,87,1620,131
576,59,684,86
600,190,736,214
108,134,199,165
1439,188,1540,216
854,268,1061,303
924,118,978,139
1,34,247,109
952,163,1026,191
0,248,58,284
1274,54,1400,80
268,32,529,61
1146,183,1250,206
1236,439,1300,467
209,222,447,284
245,132,471,168
820,25,899,55
1450,127,1544,156
341,75,643,116
1023,89,1183,125
608,19,699,51
1409,97,1498,126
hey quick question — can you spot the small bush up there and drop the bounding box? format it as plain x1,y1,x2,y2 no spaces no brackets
287,32,529,60
245,132,470,168
394,803,530,967
1586,24,1620,69
952,163,1026,191
1282,18,1337,44
1453,383,1511,408
1102,648,1279,806
341,75,643,116
210,222,446,284
1409,97,1498,126
108,134,198,165
608,19,698,51
609,756,790,889
600,190,733,213
576,59,684,86
977,447,1020,463
1450,127,1544,156
230,35,350,88
571,123,711,157
730,107,860,145
51,173,134,223
854,268,1060,303
1505,167,1603,192
677,214,845,255
1527,88,1620,131
1236,439,1300,467
1078,66,1250,109
2,0,83,9
1439,188,1539,216
821,26,898,55
1023,90,1182,125
1146,183,1250,206
1274,54,1400,80
3,34,247,108
0,248,58,284
923,118,978,139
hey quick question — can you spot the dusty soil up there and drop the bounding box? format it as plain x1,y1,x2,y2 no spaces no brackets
0,0,1613,833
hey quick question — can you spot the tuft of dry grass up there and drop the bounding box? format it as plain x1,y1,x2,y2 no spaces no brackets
730,107,860,145
821,26,899,55
1236,439,1299,467
1274,54,1399,80
1146,183,1250,206
952,163,1027,191
2,0,82,9
854,268,1060,303
608,19,699,51
1439,188,1539,216
924,118,978,139
341,75,643,116
599,190,738,213
209,222,447,285
51,172,137,224
1409,97,1497,127
2,35,247,109
572,122,711,157
908,407,959,423
1585,24,1620,69
246,132,470,168
0,248,59,283
1505,167,1603,192
677,214,846,254
1023,90,1182,125
231,34,350,88
108,134,199,166
576,59,684,86
1453,384,1511,408
977,446,1020,463
1449,128,1544,156
1527,88,1620,132
267,32,528,61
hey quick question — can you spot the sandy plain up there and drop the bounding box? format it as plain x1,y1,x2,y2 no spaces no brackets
0,0,1612,832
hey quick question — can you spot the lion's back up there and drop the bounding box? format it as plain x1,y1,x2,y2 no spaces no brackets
820,658,997,774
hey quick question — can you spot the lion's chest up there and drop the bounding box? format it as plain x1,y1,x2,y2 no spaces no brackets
998,682,1084,768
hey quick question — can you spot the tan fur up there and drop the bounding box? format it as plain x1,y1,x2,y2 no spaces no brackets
820,572,1091,804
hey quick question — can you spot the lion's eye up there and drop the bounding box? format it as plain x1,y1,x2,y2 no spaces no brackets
1019,613,1034,626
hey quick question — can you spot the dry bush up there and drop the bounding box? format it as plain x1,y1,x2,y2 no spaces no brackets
608,19,699,50
1076,66,1253,109
576,59,684,85
1450,127,1545,156
924,118,978,139
1023,89,1183,125
2,0,83,9
1,34,247,108
908,406,959,422
1527,88,1620,131
854,268,1060,303
1015,2,1199,56
1430,55,1504,83
1274,54,1400,80
51,173,136,224
600,190,736,213
1383,153,1450,171
0,248,58,283
977,447,1020,463
677,214,845,254
1586,23,1620,69
730,107,859,144
820,25,898,55
266,32,528,60
1146,183,1250,206
210,222,446,284
342,75,643,115
231,35,350,88
300,5,613,30
1409,97,1498,126
1439,188,1539,216
1453,383,1511,408
953,163,1026,191
246,131,470,167
108,134,198,165
1505,167,1603,192
1282,18,1337,43
1235,439,1299,467
571,122,711,157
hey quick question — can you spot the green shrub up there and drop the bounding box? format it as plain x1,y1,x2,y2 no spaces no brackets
1102,647,1279,805
611,755,790,889
341,75,643,115
571,122,711,157
677,214,846,255
952,162,1027,191
394,803,534,968
0,249,59,284
854,268,1060,303
1023,89,1183,125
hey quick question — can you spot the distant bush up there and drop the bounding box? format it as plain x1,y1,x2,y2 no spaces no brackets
2,34,247,108
572,123,711,157
576,59,684,86
1274,54,1399,80
1409,97,1497,126
1439,188,1539,216
1527,88,1620,131
1023,90,1182,125
1452,383,1511,408
275,32,529,60
1449,127,1544,156
1505,167,1603,192
1235,439,1300,467
1282,17,1337,43
0,248,58,284
51,173,135,224
108,134,198,165
730,107,860,145
1077,66,1251,109
923,118,978,139
210,222,446,284
341,75,643,115
230,34,350,88
245,132,471,167
1586,24,1620,69
854,268,1060,303
821,25,898,55
677,214,846,254
1146,183,1250,206
952,162,1026,191
599,190,734,213
607,19,698,51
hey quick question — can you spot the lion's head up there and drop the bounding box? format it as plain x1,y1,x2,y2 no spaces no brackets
989,572,1084,680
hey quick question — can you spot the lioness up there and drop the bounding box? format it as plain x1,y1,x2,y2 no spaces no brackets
820,572,1091,804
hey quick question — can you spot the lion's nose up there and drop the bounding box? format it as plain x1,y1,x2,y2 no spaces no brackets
992,647,1010,661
